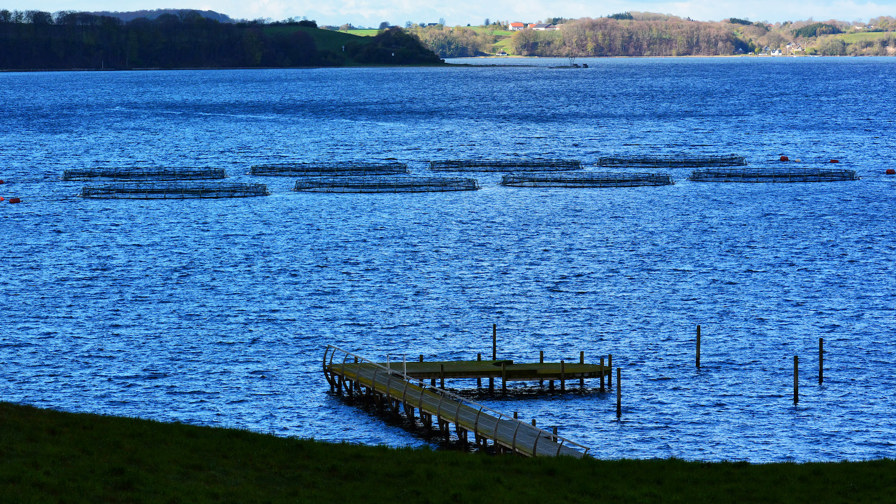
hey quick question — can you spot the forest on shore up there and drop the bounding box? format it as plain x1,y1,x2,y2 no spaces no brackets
3,8,895,69
0,10,442,70
408,12,896,58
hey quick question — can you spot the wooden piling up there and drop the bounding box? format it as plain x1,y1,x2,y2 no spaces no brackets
440,364,445,388
560,360,566,392
600,357,605,392
501,361,507,394
696,324,701,368
579,351,585,388
819,338,824,385
616,368,622,418
794,355,799,405
477,353,482,388
539,351,544,387
531,419,536,427
492,323,497,360
608,355,612,387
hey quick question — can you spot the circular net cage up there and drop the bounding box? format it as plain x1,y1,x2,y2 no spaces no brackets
429,159,583,172
596,154,747,168
293,176,479,193
63,167,227,181
79,182,270,199
501,172,674,188
688,167,859,183
250,162,409,177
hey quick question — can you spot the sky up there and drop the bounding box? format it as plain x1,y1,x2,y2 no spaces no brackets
9,0,895,27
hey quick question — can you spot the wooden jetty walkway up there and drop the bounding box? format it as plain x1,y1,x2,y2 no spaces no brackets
323,345,596,458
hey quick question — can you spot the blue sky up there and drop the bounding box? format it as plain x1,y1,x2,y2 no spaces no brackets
10,0,895,27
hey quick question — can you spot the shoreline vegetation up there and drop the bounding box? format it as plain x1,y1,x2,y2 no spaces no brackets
2,402,894,502
1,10,894,71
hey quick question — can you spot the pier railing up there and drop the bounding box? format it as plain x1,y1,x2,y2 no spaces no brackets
323,345,592,458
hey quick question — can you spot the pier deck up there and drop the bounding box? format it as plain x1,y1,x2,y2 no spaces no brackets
372,359,610,382
323,346,594,458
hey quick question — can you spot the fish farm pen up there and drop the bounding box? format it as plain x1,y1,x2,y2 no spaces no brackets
293,176,479,193
688,167,859,183
501,172,674,188
429,159,583,172
62,167,227,181
249,162,409,177
79,182,270,199
595,154,747,168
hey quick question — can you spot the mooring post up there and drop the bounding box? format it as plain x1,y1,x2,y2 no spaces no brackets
489,325,496,393
440,364,445,388
579,351,585,388
696,324,702,368
539,350,544,387
477,353,482,389
608,354,612,387
600,357,605,392
616,368,622,418
531,419,536,427
552,426,558,441
794,355,799,405
819,338,824,385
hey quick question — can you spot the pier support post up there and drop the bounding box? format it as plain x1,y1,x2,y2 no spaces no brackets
696,324,701,369
492,323,497,360
560,360,566,392
579,351,585,388
819,338,824,385
794,355,799,405
608,355,612,387
440,364,445,389
539,351,544,387
616,368,622,418
477,353,482,389
600,357,605,392
501,361,507,395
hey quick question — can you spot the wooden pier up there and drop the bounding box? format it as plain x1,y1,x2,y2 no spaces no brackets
323,345,596,458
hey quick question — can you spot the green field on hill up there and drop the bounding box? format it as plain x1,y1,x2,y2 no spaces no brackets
2,402,894,503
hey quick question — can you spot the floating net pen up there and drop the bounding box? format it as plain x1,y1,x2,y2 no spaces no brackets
63,167,227,181
501,172,674,188
293,176,479,193
79,182,270,199
250,162,409,177
596,154,747,168
688,167,859,183
429,159,583,172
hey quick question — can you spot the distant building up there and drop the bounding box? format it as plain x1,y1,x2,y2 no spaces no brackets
508,22,525,31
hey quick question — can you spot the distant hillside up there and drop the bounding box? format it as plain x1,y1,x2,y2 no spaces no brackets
86,9,235,24
408,12,896,57
0,11,443,69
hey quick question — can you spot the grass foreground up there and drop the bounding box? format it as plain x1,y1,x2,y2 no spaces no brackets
1,402,894,503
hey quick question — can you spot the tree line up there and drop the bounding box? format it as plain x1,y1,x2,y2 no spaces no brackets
405,12,896,58
0,10,442,69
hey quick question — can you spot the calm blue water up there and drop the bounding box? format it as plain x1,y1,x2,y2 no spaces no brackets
2,57,895,462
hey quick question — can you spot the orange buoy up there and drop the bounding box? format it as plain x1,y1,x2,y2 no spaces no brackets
829,159,840,163
779,155,789,162
9,197,21,204
886,168,896,175
0,196,4,202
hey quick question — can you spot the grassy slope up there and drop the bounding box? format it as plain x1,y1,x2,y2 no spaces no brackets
262,25,363,54
2,403,895,503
